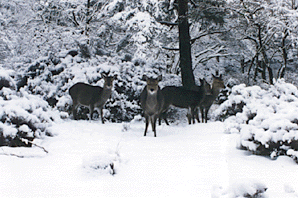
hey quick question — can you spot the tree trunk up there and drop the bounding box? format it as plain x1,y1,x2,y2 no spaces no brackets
178,0,195,89
85,0,91,37
257,24,273,84
280,29,289,78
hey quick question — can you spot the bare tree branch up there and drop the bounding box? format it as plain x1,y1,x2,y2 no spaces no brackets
162,46,179,51
194,53,238,70
194,44,220,58
193,44,237,70
20,138,49,153
72,11,80,27
190,31,228,44
243,36,258,46
189,0,198,8
158,21,178,26
0,152,25,158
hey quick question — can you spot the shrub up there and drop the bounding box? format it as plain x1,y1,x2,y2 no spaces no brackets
214,79,298,163
82,154,120,176
0,69,15,90
0,87,61,147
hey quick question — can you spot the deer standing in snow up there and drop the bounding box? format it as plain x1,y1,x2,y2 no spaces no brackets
159,79,208,125
140,75,164,137
199,74,225,123
69,74,114,123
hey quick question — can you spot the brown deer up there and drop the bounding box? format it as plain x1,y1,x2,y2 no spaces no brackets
159,79,207,125
188,78,212,124
199,74,225,123
69,74,114,123
140,75,164,137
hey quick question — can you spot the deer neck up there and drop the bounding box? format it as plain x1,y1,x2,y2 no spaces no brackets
147,91,158,105
211,85,220,98
145,90,159,115
101,87,112,99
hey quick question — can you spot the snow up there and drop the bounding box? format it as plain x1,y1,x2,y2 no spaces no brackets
1,120,298,197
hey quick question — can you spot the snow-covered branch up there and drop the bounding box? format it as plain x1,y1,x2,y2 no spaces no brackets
193,44,237,70
190,31,228,44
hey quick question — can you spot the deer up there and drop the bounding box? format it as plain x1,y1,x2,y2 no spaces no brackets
199,74,225,123
159,79,208,125
140,75,164,137
69,74,114,123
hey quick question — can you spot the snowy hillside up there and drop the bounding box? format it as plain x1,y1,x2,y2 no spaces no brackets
1,121,298,197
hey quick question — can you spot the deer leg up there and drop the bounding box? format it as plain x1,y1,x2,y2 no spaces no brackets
164,116,169,125
200,107,205,123
88,105,94,121
152,115,158,137
150,116,154,132
72,102,78,120
195,107,200,123
100,107,105,124
158,114,162,126
190,107,194,124
204,106,211,123
159,112,169,126
144,115,149,136
187,114,191,124
187,107,192,125
191,107,196,124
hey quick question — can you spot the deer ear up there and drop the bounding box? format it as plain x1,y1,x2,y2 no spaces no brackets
199,78,204,85
157,75,162,82
142,75,148,81
102,73,107,78
215,70,219,76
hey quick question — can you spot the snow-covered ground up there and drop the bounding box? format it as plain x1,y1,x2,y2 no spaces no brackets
0,120,298,197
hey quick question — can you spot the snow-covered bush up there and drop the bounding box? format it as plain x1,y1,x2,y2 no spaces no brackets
212,180,267,198
0,69,15,90
214,79,298,162
82,153,121,176
0,86,61,147
108,62,145,122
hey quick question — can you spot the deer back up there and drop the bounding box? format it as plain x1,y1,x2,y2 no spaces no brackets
69,83,104,106
162,85,205,109
69,75,114,107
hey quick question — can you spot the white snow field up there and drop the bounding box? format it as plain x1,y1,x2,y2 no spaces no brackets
0,120,298,198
